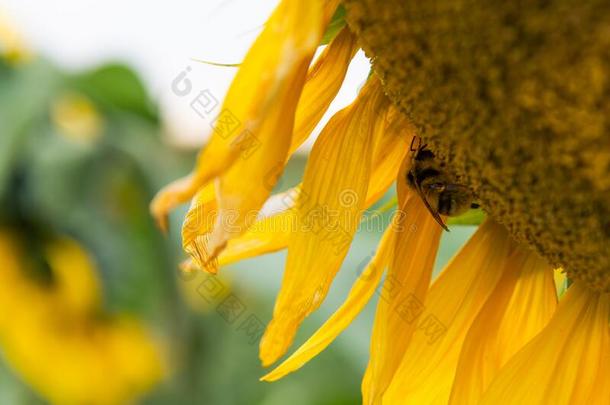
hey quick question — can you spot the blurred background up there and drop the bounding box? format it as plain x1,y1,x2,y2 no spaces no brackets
0,1,476,404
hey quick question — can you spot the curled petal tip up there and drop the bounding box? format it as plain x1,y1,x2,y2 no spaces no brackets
150,174,201,233
199,257,219,275
179,259,195,273
150,207,169,235
259,349,280,368
206,225,231,261
259,350,278,368
150,191,173,234
259,321,298,367
206,240,227,265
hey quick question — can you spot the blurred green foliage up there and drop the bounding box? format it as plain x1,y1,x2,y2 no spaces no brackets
0,56,365,405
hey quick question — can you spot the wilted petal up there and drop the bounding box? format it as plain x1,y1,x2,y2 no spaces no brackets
178,7,354,263
217,210,292,266
182,186,218,273
217,187,302,266
289,26,359,153
151,0,333,232
261,220,396,381
215,100,410,268
260,78,387,365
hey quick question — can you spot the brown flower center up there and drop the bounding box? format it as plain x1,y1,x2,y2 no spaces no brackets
345,0,610,291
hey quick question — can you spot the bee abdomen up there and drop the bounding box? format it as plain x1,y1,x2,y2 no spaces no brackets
415,168,441,185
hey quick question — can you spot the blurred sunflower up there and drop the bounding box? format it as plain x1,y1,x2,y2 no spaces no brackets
0,24,174,403
0,230,163,405
154,1,610,404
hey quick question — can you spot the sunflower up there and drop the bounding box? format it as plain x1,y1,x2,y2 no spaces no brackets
153,1,610,404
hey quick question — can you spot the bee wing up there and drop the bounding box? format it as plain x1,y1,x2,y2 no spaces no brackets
414,184,450,232
444,183,475,211
444,183,472,193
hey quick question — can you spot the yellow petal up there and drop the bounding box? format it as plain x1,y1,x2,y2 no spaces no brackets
207,58,310,254
218,188,300,266
449,248,557,404
44,237,102,316
151,0,332,231
381,220,514,405
175,3,351,261
261,220,396,381
367,104,414,203
218,210,291,266
184,187,300,272
181,185,219,273
260,78,387,365
289,26,359,153
216,100,410,268
362,191,443,405
479,283,610,405
208,16,356,256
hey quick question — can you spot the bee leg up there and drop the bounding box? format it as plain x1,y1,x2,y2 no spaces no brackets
409,136,421,152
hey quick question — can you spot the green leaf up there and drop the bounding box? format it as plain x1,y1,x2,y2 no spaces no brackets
447,209,486,226
70,64,157,122
321,5,346,45
557,276,570,298
374,195,398,215
0,60,61,198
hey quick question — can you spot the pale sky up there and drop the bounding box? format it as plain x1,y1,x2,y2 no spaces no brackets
1,0,371,150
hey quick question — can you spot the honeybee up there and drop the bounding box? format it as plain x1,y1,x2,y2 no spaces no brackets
407,136,479,231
